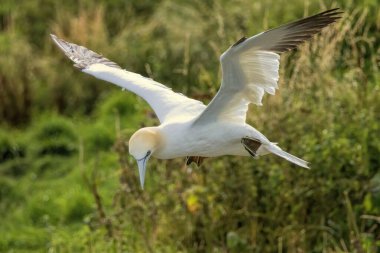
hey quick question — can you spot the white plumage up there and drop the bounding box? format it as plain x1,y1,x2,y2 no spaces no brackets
51,8,342,188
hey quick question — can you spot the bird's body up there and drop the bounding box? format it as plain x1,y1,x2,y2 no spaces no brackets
153,122,266,159
51,8,342,187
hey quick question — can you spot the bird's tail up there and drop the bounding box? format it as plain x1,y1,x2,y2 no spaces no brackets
265,143,310,169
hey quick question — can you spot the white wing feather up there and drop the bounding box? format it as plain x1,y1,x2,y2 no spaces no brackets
51,34,205,123
239,50,280,104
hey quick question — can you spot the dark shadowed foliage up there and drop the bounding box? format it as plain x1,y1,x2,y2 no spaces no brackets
0,0,379,252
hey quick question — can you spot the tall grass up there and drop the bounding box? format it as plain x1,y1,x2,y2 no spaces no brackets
0,0,379,252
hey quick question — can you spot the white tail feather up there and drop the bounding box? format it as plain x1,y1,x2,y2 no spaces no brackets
265,144,310,169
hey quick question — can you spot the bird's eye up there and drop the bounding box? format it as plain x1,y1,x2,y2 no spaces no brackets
147,151,151,156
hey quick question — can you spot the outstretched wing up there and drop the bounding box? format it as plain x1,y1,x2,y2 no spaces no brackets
193,8,342,125
51,34,205,123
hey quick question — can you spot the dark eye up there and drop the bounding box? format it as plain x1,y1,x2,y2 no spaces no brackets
147,151,151,156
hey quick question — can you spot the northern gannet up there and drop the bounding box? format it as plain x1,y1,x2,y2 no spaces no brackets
51,8,341,188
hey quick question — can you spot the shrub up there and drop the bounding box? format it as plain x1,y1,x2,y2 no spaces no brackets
30,115,78,158
0,131,25,163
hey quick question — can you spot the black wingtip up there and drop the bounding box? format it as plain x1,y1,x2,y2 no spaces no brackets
232,36,248,47
316,8,344,20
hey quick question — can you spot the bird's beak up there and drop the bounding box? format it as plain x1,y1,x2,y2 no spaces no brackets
136,156,150,189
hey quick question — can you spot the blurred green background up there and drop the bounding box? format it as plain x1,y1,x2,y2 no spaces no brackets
0,0,379,252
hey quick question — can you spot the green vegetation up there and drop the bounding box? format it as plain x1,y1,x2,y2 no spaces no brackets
0,0,379,252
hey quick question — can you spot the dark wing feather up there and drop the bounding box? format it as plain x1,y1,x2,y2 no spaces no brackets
258,8,342,53
51,34,121,70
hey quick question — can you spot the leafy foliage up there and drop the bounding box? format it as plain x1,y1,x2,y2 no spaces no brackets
0,0,379,252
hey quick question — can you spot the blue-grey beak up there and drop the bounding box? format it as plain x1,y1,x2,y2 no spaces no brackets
136,154,150,189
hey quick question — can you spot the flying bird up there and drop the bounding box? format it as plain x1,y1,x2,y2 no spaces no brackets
51,8,341,188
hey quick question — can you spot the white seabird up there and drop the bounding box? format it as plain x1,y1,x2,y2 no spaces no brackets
51,9,341,188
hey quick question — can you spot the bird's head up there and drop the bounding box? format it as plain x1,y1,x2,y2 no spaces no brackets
129,127,162,189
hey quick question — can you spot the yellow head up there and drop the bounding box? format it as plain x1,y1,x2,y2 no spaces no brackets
129,127,161,188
